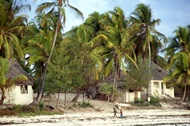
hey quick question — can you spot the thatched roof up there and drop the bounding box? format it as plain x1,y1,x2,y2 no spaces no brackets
151,61,167,80
100,72,126,88
6,59,33,85
100,62,167,87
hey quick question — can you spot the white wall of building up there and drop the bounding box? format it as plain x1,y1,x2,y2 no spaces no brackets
4,85,33,105
125,91,141,102
150,80,174,98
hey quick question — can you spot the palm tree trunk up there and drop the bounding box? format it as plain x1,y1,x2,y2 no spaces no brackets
0,88,5,105
147,41,151,100
182,84,187,102
114,54,118,88
48,7,62,62
36,65,48,103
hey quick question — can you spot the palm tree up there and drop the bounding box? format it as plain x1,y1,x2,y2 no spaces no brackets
129,3,166,97
101,7,136,88
29,0,83,103
0,0,30,59
83,11,103,38
164,26,190,102
24,19,56,102
36,0,84,62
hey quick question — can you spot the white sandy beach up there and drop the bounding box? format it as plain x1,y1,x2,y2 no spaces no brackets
1,94,190,126
1,108,190,126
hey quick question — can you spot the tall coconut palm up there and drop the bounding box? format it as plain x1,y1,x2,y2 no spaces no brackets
36,0,83,62
83,11,103,38
31,0,83,103
101,7,136,88
129,4,166,97
24,19,56,102
129,3,166,64
164,26,190,101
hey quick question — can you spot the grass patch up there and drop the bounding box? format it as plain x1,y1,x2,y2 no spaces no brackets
0,104,62,117
72,102,93,108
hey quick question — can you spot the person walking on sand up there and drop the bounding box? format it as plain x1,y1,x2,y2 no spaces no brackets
120,108,123,118
113,107,117,117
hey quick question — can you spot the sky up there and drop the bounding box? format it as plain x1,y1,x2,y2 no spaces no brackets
26,0,190,37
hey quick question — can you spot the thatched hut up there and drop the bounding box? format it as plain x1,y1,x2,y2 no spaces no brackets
3,59,33,105
97,62,174,103
97,72,141,103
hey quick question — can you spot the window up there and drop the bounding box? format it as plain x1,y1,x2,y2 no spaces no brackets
21,85,28,94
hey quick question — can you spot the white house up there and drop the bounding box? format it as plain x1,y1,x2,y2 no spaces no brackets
145,62,174,98
96,62,174,103
97,73,140,103
3,59,33,105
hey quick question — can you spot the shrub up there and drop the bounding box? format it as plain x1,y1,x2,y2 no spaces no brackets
78,102,92,108
12,105,22,112
149,97,161,106
39,102,44,111
134,98,148,106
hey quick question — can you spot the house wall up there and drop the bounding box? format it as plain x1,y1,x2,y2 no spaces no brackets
4,86,16,104
150,80,174,98
15,85,33,105
125,91,140,103
4,85,33,105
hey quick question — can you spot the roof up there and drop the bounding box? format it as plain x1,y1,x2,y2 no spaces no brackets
99,72,126,88
99,62,167,87
6,58,33,85
151,61,167,80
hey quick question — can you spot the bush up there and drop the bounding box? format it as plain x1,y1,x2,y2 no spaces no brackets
134,98,148,106
78,102,92,108
149,97,161,106
39,102,44,111
12,105,22,112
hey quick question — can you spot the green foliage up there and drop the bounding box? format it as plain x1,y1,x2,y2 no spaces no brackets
46,26,101,95
0,57,9,86
78,102,93,108
0,105,62,117
163,26,190,101
99,83,119,101
12,105,22,112
149,97,161,106
134,97,161,106
125,58,150,91
134,98,148,106
39,102,44,111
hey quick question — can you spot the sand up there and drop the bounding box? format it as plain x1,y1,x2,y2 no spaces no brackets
1,93,190,126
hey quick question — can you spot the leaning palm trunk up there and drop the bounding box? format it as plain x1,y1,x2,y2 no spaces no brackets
181,84,187,102
48,14,61,62
35,7,62,104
